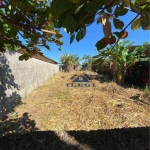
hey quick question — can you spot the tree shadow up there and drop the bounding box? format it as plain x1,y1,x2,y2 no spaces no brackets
0,126,148,150
0,112,38,136
0,54,22,120
68,126,149,150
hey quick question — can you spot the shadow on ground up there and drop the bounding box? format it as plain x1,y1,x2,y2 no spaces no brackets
0,124,149,150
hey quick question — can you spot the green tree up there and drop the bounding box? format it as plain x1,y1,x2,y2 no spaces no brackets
82,55,94,70
1,0,149,61
59,53,80,72
50,0,150,49
0,0,63,60
93,41,148,84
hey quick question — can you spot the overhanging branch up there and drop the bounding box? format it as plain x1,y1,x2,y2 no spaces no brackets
0,13,56,35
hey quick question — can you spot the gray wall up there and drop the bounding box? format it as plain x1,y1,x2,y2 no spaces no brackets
0,51,59,117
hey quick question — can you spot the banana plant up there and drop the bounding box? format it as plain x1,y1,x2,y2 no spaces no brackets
93,40,148,84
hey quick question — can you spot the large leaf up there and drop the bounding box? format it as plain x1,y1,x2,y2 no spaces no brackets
114,5,128,18
73,2,88,22
92,54,101,59
114,31,128,39
131,17,142,30
141,13,150,30
70,33,75,44
97,17,102,24
76,28,86,42
113,18,124,29
87,0,105,13
95,38,108,50
53,19,63,28
50,0,76,18
122,0,131,7
92,57,103,65
62,9,79,34
83,13,95,25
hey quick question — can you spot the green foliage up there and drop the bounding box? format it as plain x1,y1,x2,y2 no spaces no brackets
82,55,94,70
93,40,148,84
1,0,150,61
50,0,150,50
143,84,149,95
59,53,80,65
59,53,80,72
95,38,108,50
0,0,63,60
131,17,143,30
113,18,124,30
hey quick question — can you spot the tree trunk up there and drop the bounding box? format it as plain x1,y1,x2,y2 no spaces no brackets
120,69,127,84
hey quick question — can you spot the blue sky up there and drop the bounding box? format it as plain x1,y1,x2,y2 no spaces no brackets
41,10,150,64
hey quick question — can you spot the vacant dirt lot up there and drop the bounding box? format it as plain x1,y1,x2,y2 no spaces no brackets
0,71,149,150
13,71,149,131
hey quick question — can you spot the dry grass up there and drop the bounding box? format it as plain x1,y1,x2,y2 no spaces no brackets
14,71,149,131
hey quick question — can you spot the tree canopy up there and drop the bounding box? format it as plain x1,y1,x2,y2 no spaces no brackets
93,40,148,84
0,0,149,60
50,0,150,49
0,0,63,60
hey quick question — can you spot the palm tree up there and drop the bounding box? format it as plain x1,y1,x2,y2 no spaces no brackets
59,53,80,72
93,40,148,84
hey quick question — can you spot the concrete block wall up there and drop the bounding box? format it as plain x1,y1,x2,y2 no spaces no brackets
0,51,59,117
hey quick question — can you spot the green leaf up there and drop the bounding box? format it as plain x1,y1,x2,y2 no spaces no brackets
22,0,35,12
53,19,63,28
73,2,88,22
83,13,95,25
6,10,10,15
93,57,102,65
97,17,102,24
114,5,128,18
76,28,86,42
50,0,76,18
24,54,30,61
70,33,75,44
92,54,101,58
62,9,78,34
113,18,124,29
19,55,25,61
106,7,112,13
45,45,50,50
131,17,142,30
141,14,150,30
95,38,108,50
122,0,131,7
87,0,105,12
113,32,121,38
55,33,63,38
93,57,104,71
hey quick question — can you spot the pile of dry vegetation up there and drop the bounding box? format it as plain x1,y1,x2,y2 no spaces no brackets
0,71,149,150
12,71,149,131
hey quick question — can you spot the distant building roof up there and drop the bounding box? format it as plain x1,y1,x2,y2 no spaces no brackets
128,44,150,57
18,48,58,64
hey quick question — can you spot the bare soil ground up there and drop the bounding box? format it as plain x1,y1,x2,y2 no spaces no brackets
0,71,149,150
